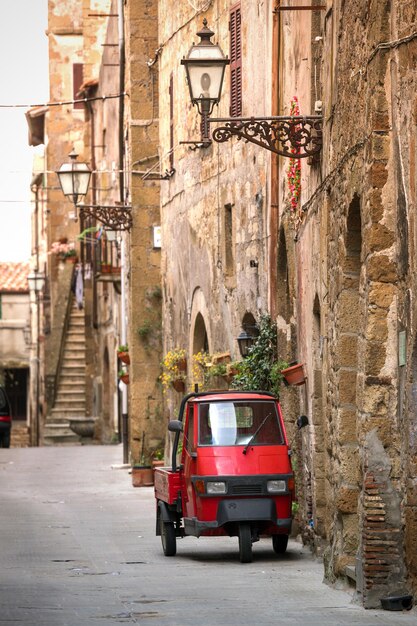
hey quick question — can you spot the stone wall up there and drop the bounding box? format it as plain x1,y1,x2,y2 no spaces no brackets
276,0,417,606
158,0,274,412
125,0,164,463
45,0,114,432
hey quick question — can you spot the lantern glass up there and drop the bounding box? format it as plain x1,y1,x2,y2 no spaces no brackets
27,272,45,293
57,160,91,205
237,330,255,358
181,21,229,112
186,48,227,104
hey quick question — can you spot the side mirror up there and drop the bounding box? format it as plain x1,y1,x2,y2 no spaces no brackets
297,415,309,430
168,420,183,433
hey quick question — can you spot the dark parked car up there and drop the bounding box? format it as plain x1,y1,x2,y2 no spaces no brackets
0,387,12,448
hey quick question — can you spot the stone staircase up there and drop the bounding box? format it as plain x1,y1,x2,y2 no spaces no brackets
43,300,87,446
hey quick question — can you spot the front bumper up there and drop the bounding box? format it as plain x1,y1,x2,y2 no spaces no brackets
184,497,292,537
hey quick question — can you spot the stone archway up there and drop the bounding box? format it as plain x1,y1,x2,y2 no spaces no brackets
193,312,209,354
189,287,212,356
334,194,362,567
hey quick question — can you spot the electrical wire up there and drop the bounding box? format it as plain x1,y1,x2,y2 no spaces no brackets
0,92,128,110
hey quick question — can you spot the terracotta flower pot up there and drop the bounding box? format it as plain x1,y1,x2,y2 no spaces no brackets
118,351,130,365
171,379,185,392
177,358,187,372
131,466,154,487
119,374,130,384
281,363,306,386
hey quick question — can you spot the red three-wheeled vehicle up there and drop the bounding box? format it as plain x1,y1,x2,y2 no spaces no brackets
154,390,307,563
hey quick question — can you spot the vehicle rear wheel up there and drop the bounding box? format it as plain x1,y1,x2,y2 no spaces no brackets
238,523,253,563
160,516,176,557
272,534,288,554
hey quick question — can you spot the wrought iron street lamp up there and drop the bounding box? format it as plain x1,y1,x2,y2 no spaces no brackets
56,151,133,231
27,271,46,294
57,150,91,206
182,22,323,158
237,328,256,358
181,19,230,144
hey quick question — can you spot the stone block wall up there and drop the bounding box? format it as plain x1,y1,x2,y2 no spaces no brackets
125,0,164,463
276,0,417,605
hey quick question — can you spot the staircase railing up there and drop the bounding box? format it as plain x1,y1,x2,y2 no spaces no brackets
45,265,76,412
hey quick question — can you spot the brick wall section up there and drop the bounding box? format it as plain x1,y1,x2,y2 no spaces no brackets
360,430,407,608
11,423,30,448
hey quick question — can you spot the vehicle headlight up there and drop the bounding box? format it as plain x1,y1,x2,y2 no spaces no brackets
267,480,286,493
206,481,227,495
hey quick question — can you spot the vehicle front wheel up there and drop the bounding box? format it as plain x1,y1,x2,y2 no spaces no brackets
238,523,253,563
160,516,176,557
272,534,288,554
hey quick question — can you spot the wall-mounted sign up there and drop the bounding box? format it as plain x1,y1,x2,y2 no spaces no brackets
153,226,161,249
399,330,406,367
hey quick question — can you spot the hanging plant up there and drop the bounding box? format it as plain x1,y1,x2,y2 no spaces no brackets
287,96,302,214
231,314,288,396
50,240,77,261
160,348,187,393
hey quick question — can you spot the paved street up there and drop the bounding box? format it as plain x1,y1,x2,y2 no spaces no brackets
0,445,415,626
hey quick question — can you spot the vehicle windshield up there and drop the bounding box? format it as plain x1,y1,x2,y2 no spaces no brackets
198,401,284,447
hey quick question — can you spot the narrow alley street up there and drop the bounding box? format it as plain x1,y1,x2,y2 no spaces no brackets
0,445,415,626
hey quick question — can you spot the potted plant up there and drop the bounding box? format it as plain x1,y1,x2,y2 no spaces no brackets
118,369,129,384
152,447,165,470
117,345,130,365
205,362,228,390
50,239,77,263
231,314,289,396
281,362,306,386
99,262,112,274
131,432,154,487
160,348,187,393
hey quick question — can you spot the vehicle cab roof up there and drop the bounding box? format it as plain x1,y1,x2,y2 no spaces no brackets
189,391,279,404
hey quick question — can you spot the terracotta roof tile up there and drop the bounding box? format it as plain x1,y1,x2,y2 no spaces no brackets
0,262,30,293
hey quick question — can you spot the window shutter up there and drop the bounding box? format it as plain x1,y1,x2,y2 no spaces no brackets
230,4,242,117
73,63,84,109
169,74,174,170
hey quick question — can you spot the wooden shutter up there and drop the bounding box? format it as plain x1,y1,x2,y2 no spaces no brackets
230,4,242,117
169,74,174,170
73,63,84,109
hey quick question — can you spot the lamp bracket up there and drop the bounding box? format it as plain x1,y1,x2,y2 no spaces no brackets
77,204,133,231
209,115,323,158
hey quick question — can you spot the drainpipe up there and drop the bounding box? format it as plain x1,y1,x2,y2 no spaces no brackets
118,0,129,465
269,7,281,318
31,174,43,447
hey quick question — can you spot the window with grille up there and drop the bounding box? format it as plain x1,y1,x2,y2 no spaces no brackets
73,63,84,109
230,3,242,117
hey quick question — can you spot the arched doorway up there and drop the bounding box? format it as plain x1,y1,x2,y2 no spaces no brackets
193,312,209,354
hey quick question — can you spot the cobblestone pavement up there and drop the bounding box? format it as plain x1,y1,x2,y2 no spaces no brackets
0,445,415,625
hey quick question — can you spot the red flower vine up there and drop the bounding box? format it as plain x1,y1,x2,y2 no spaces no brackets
287,97,301,212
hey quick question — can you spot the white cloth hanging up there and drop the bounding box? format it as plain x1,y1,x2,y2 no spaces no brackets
75,265,84,309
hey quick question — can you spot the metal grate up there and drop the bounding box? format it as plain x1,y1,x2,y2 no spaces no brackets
230,484,263,495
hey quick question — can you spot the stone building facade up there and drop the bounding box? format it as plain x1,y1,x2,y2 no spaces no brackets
36,0,417,605
38,0,123,444
156,0,417,607
274,0,417,607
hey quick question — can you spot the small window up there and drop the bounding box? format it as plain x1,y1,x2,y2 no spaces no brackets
186,405,196,454
230,4,242,117
224,203,235,276
169,74,174,171
73,63,84,109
